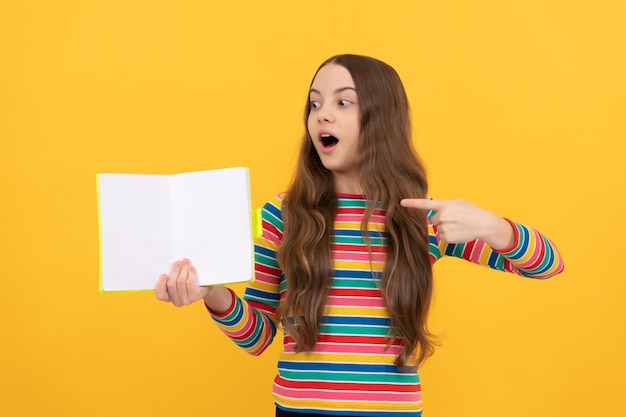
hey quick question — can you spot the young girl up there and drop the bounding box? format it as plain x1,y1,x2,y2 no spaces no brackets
155,54,564,417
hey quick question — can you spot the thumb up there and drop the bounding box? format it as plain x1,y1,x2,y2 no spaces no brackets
155,274,170,301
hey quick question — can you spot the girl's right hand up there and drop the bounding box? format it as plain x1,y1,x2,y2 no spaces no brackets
155,259,233,313
155,258,210,307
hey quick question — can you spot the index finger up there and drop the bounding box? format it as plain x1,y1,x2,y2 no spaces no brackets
400,198,445,211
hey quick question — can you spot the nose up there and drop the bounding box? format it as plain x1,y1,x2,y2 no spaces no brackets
317,104,334,123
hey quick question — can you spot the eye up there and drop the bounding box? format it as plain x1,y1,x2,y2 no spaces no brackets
310,100,321,109
338,99,352,107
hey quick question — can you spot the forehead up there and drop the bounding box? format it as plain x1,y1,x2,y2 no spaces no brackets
310,64,355,93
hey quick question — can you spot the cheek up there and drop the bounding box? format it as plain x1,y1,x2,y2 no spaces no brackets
350,121,361,140
350,112,361,135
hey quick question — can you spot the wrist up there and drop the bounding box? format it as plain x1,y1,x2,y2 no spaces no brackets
482,215,515,250
203,286,234,315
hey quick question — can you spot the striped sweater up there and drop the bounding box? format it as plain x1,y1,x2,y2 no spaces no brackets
210,193,564,416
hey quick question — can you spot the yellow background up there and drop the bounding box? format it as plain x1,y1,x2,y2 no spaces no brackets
1,1,624,416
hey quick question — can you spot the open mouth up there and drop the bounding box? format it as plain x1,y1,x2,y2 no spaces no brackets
321,134,339,148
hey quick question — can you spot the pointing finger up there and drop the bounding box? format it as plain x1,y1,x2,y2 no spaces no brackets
400,198,444,211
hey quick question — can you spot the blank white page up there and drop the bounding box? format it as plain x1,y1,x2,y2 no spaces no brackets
169,167,254,286
97,167,253,292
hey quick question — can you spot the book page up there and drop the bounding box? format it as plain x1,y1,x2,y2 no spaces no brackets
98,174,174,291
169,167,254,286
97,167,254,292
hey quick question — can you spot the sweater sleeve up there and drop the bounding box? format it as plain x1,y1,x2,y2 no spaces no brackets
428,215,564,279
208,194,285,355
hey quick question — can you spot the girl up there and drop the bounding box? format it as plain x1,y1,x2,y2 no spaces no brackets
156,54,564,417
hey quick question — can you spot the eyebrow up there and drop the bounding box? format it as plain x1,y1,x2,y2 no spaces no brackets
309,87,357,95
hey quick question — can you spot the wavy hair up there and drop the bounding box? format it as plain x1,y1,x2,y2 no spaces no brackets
276,54,435,369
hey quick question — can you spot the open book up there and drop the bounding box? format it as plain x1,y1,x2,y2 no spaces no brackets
97,167,255,292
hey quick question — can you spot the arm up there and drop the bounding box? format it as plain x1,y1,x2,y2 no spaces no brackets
402,198,564,279
208,195,285,355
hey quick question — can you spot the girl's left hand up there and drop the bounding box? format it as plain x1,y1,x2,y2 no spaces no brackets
400,198,515,250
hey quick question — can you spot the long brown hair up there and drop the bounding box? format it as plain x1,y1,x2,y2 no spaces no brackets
276,54,435,369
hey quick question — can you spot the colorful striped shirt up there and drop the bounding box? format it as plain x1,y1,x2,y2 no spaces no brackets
210,193,564,416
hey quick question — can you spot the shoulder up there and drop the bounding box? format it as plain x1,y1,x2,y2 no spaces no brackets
261,192,286,223
264,192,285,210
256,193,287,242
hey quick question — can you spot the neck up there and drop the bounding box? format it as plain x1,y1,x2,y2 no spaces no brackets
332,172,362,195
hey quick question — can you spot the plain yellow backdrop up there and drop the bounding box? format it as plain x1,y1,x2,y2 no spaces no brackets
1,1,624,416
